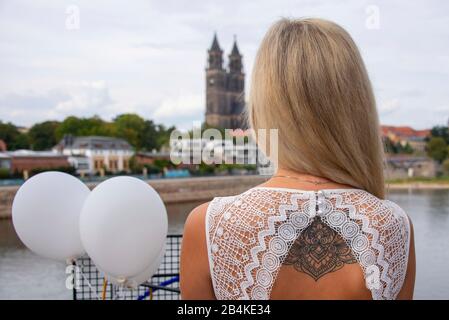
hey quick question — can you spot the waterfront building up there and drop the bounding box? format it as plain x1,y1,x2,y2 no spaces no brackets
0,150,70,174
54,136,133,175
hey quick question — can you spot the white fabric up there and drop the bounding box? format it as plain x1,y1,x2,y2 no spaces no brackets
205,187,411,300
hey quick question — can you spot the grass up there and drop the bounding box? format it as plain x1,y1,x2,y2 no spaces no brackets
386,176,449,185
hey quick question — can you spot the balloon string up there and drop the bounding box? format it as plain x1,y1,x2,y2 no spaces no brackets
101,278,108,300
78,270,101,300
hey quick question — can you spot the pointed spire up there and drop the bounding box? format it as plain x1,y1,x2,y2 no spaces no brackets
230,35,240,56
210,32,221,51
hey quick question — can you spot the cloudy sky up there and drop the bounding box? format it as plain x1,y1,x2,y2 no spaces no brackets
0,0,448,130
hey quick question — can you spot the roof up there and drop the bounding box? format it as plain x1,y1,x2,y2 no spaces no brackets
56,136,133,151
137,151,171,158
381,125,431,139
0,150,66,158
230,37,240,56
210,33,221,51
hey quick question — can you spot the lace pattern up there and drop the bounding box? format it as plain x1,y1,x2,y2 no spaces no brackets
205,187,410,300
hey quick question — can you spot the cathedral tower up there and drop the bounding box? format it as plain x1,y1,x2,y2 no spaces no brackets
205,33,246,129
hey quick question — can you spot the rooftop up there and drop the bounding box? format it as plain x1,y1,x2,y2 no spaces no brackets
381,126,430,139
55,136,133,151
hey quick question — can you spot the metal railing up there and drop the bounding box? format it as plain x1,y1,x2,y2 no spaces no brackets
72,235,182,300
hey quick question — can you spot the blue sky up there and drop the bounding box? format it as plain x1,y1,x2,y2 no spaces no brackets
0,0,448,130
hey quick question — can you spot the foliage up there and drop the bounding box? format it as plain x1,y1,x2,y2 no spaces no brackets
0,121,29,150
113,114,146,150
153,159,173,170
28,121,60,150
427,137,448,163
55,115,115,140
0,168,11,179
383,137,414,154
0,113,175,152
430,126,449,144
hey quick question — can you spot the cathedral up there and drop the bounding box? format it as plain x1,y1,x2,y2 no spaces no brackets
205,33,246,129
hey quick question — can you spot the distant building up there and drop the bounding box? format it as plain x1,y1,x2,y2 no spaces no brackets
0,150,70,174
54,136,133,175
205,34,246,129
386,155,436,179
135,151,171,166
0,139,6,152
170,138,258,167
0,152,11,171
381,126,430,152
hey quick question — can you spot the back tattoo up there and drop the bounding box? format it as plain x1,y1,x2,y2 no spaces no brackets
283,218,357,280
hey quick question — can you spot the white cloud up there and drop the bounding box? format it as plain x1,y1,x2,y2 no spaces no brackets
153,94,203,119
0,81,114,125
0,0,448,130
379,98,400,115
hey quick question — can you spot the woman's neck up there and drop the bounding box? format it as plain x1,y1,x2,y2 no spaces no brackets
259,167,356,191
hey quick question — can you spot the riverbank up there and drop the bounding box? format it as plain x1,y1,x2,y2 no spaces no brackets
1,175,449,219
386,177,449,189
0,175,268,219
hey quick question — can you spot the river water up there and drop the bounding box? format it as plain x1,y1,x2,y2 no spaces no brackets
0,189,448,299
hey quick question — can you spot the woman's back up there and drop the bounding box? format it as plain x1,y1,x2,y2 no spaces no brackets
205,186,411,300
180,176,415,300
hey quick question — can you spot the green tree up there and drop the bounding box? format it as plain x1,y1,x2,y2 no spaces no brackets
0,121,29,150
28,121,60,150
113,115,175,151
153,123,176,150
427,137,448,163
55,115,114,140
383,137,398,154
430,126,449,144
113,113,146,150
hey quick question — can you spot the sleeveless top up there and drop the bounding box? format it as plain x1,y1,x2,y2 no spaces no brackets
205,187,411,300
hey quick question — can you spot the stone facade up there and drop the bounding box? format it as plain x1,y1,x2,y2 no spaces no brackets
205,34,246,129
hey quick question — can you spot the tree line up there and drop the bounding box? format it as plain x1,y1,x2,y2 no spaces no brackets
0,114,175,151
427,126,449,166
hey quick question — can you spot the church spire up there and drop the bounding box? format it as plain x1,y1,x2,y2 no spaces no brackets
210,32,221,51
228,35,242,73
208,32,223,70
230,35,240,56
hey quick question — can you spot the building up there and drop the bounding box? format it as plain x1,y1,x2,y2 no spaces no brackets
0,139,6,152
54,136,133,175
381,126,430,153
170,137,258,166
0,150,70,174
205,34,246,129
386,155,436,179
135,151,171,166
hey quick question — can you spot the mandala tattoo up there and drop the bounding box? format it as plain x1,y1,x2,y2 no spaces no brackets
283,218,357,281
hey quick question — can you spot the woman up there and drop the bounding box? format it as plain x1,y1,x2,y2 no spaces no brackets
180,18,415,300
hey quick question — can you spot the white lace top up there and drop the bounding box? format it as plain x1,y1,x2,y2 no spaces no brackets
205,187,411,300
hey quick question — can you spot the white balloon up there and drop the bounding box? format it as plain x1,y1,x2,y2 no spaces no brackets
12,171,90,261
106,241,166,288
80,176,168,280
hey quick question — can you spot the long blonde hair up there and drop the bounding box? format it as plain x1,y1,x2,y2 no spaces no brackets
248,18,386,199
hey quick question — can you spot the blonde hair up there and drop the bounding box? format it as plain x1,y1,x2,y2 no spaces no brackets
248,18,386,199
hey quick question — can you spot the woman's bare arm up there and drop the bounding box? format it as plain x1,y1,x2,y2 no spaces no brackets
180,202,216,299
